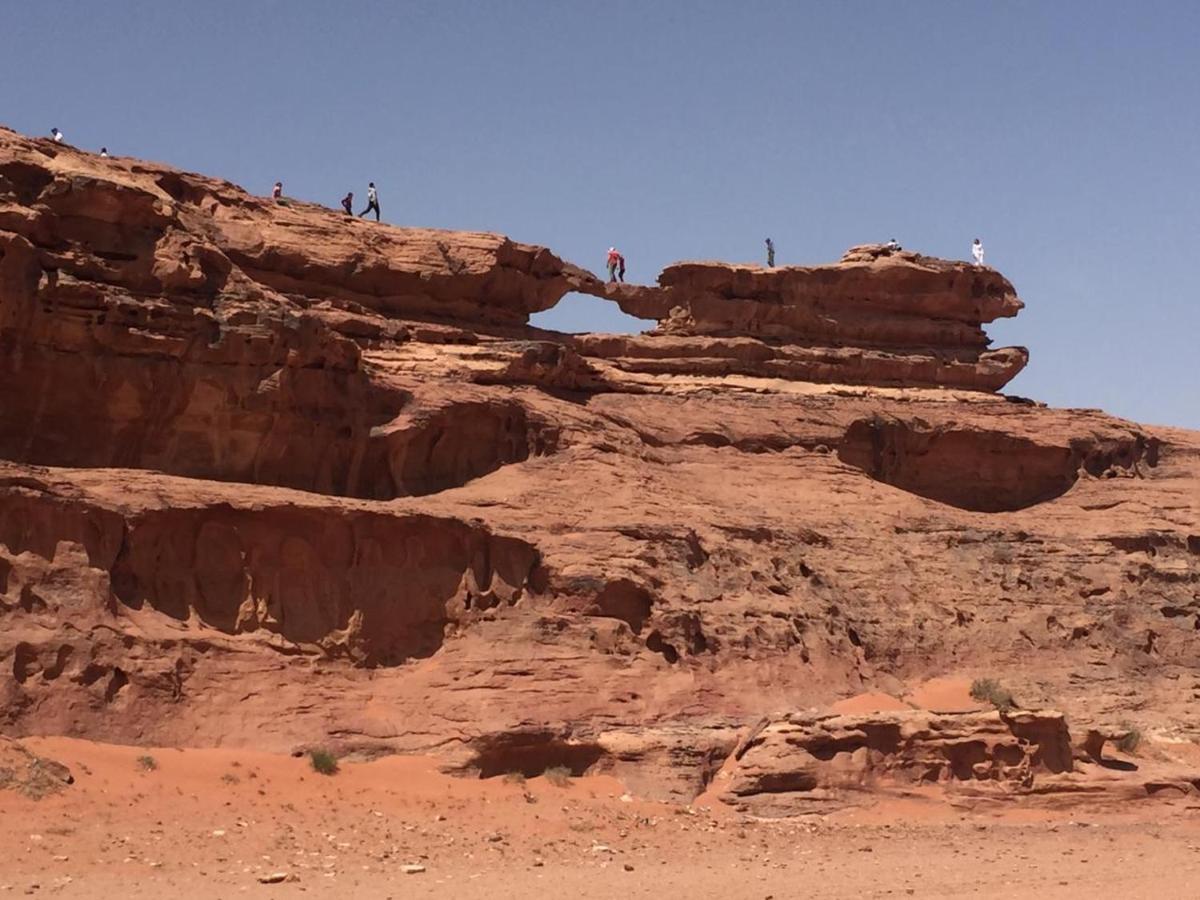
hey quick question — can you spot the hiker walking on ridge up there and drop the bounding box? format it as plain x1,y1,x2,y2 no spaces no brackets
359,182,380,221
272,181,283,200
50,127,64,143
765,237,775,267
341,192,354,216
972,238,985,267
607,247,621,283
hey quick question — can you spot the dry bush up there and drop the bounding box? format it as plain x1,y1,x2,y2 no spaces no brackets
970,678,1016,712
309,749,339,775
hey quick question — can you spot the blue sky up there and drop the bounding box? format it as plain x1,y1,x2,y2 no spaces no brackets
3,1,1196,427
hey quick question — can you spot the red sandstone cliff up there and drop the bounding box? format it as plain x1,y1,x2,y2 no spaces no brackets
1,127,1198,811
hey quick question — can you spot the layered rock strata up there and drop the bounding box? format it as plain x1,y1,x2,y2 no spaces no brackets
571,245,1027,391
1,128,1199,809
711,707,1200,815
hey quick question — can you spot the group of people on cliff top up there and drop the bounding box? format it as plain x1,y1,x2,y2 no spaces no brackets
271,180,382,222
49,126,386,225
51,128,107,158
762,236,986,268
50,127,988,276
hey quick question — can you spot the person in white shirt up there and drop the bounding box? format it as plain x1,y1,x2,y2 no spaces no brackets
50,127,63,143
359,182,380,221
99,147,108,158
885,238,901,252
972,238,985,267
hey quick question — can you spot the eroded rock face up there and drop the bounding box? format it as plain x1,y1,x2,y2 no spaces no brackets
570,245,1027,391
709,706,1200,814
837,415,1160,512
1,482,541,669
714,709,1073,814
1,128,1199,809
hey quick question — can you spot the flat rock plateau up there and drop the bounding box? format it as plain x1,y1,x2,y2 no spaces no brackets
1,127,1198,897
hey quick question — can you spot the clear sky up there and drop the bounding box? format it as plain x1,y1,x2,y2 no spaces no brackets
3,1,1196,428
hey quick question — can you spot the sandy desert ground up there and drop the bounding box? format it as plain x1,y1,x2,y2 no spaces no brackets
2,737,1199,900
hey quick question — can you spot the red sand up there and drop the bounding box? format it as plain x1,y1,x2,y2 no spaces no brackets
829,691,915,714
2,738,1199,899
907,676,984,713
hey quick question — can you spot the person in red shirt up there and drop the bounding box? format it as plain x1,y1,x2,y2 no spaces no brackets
607,247,621,283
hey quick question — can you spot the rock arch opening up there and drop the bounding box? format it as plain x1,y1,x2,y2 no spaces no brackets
529,291,654,335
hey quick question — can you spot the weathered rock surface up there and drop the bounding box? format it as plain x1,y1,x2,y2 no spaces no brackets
1,127,1198,810
713,708,1070,814
712,707,1200,814
571,244,1027,391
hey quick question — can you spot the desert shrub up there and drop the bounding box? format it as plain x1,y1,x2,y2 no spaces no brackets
136,755,158,772
543,765,572,787
503,771,527,785
1116,723,1142,754
309,749,339,775
970,678,1016,712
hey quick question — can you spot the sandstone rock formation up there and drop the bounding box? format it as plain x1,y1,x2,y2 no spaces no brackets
569,244,1028,391
1,126,1198,809
714,707,1073,813
712,705,1200,815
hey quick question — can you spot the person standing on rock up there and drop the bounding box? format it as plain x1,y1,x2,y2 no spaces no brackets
272,182,283,201
359,182,381,221
618,252,626,283
341,192,354,216
50,127,64,143
972,238,985,267
766,237,776,267
607,247,621,283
